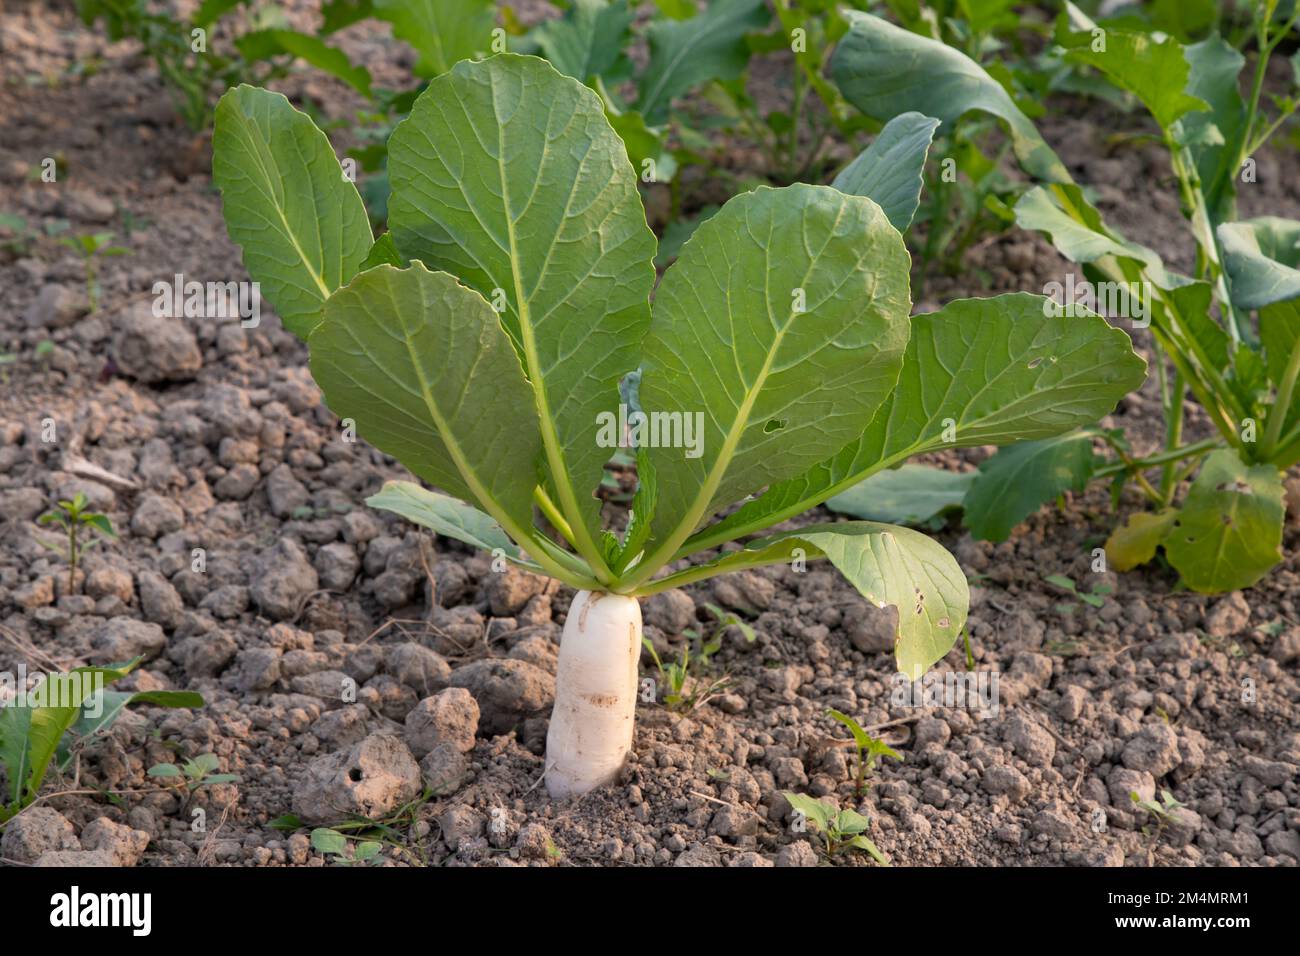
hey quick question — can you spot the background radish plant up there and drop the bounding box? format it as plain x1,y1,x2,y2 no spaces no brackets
213,54,1140,798
828,5,1300,594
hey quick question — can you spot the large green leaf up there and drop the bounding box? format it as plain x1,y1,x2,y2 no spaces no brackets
308,263,542,535
639,184,911,557
1164,450,1285,592
2,661,140,815
827,464,973,526
659,522,968,680
831,10,1070,184
0,703,33,806
1015,184,1175,286
1219,218,1300,310
372,0,494,79
962,432,1099,542
532,0,634,83
1057,19,1207,131
213,85,372,338
366,480,522,559
1183,36,1246,222
637,0,770,124
387,55,656,545
688,293,1145,551
831,111,940,232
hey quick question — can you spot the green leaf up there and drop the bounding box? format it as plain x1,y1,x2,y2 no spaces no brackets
827,708,871,750
1015,184,1173,284
387,55,656,543
831,112,940,232
653,205,718,269
311,828,349,856
361,233,404,269
533,0,634,82
319,0,374,35
372,0,494,78
193,0,245,28
1219,218,1300,309
1260,299,1300,447
1058,23,1207,131
235,30,373,98
692,293,1144,550
366,480,521,560
1164,450,1285,592
148,763,182,778
0,704,33,806
309,264,542,537
963,432,1099,542
7,661,139,809
827,464,973,526
58,689,203,771
669,522,968,680
637,0,771,124
213,85,372,338
640,184,911,552
1182,37,1246,222
831,10,1070,184
782,791,836,832
1105,509,1180,572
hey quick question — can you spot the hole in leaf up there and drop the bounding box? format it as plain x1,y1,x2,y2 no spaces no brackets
764,419,787,433
1027,357,1044,369
348,767,363,782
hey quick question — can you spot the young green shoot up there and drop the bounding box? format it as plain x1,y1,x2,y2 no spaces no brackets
826,708,902,796
36,492,116,593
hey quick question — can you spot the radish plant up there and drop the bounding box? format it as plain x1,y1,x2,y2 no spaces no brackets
213,54,1140,798
829,6,1300,593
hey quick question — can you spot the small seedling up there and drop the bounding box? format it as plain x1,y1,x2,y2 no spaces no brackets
783,791,889,865
826,709,902,796
1044,573,1113,610
147,752,238,792
310,827,383,866
1131,789,1187,855
58,230,128,312
0,658,203,822
641,637,730,713
37,492,116,593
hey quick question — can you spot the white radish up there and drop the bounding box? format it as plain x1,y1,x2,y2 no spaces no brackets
545,590,642,799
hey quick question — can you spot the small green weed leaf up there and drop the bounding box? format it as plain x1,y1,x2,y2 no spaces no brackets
311,828,348,856
1164,450,1285,592
213,85,372,337
782,791,835,833
147,763,182,778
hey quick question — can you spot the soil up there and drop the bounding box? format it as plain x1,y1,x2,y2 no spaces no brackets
1,1,1298,869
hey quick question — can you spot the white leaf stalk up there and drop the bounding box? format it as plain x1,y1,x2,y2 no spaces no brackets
545,590,642,798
